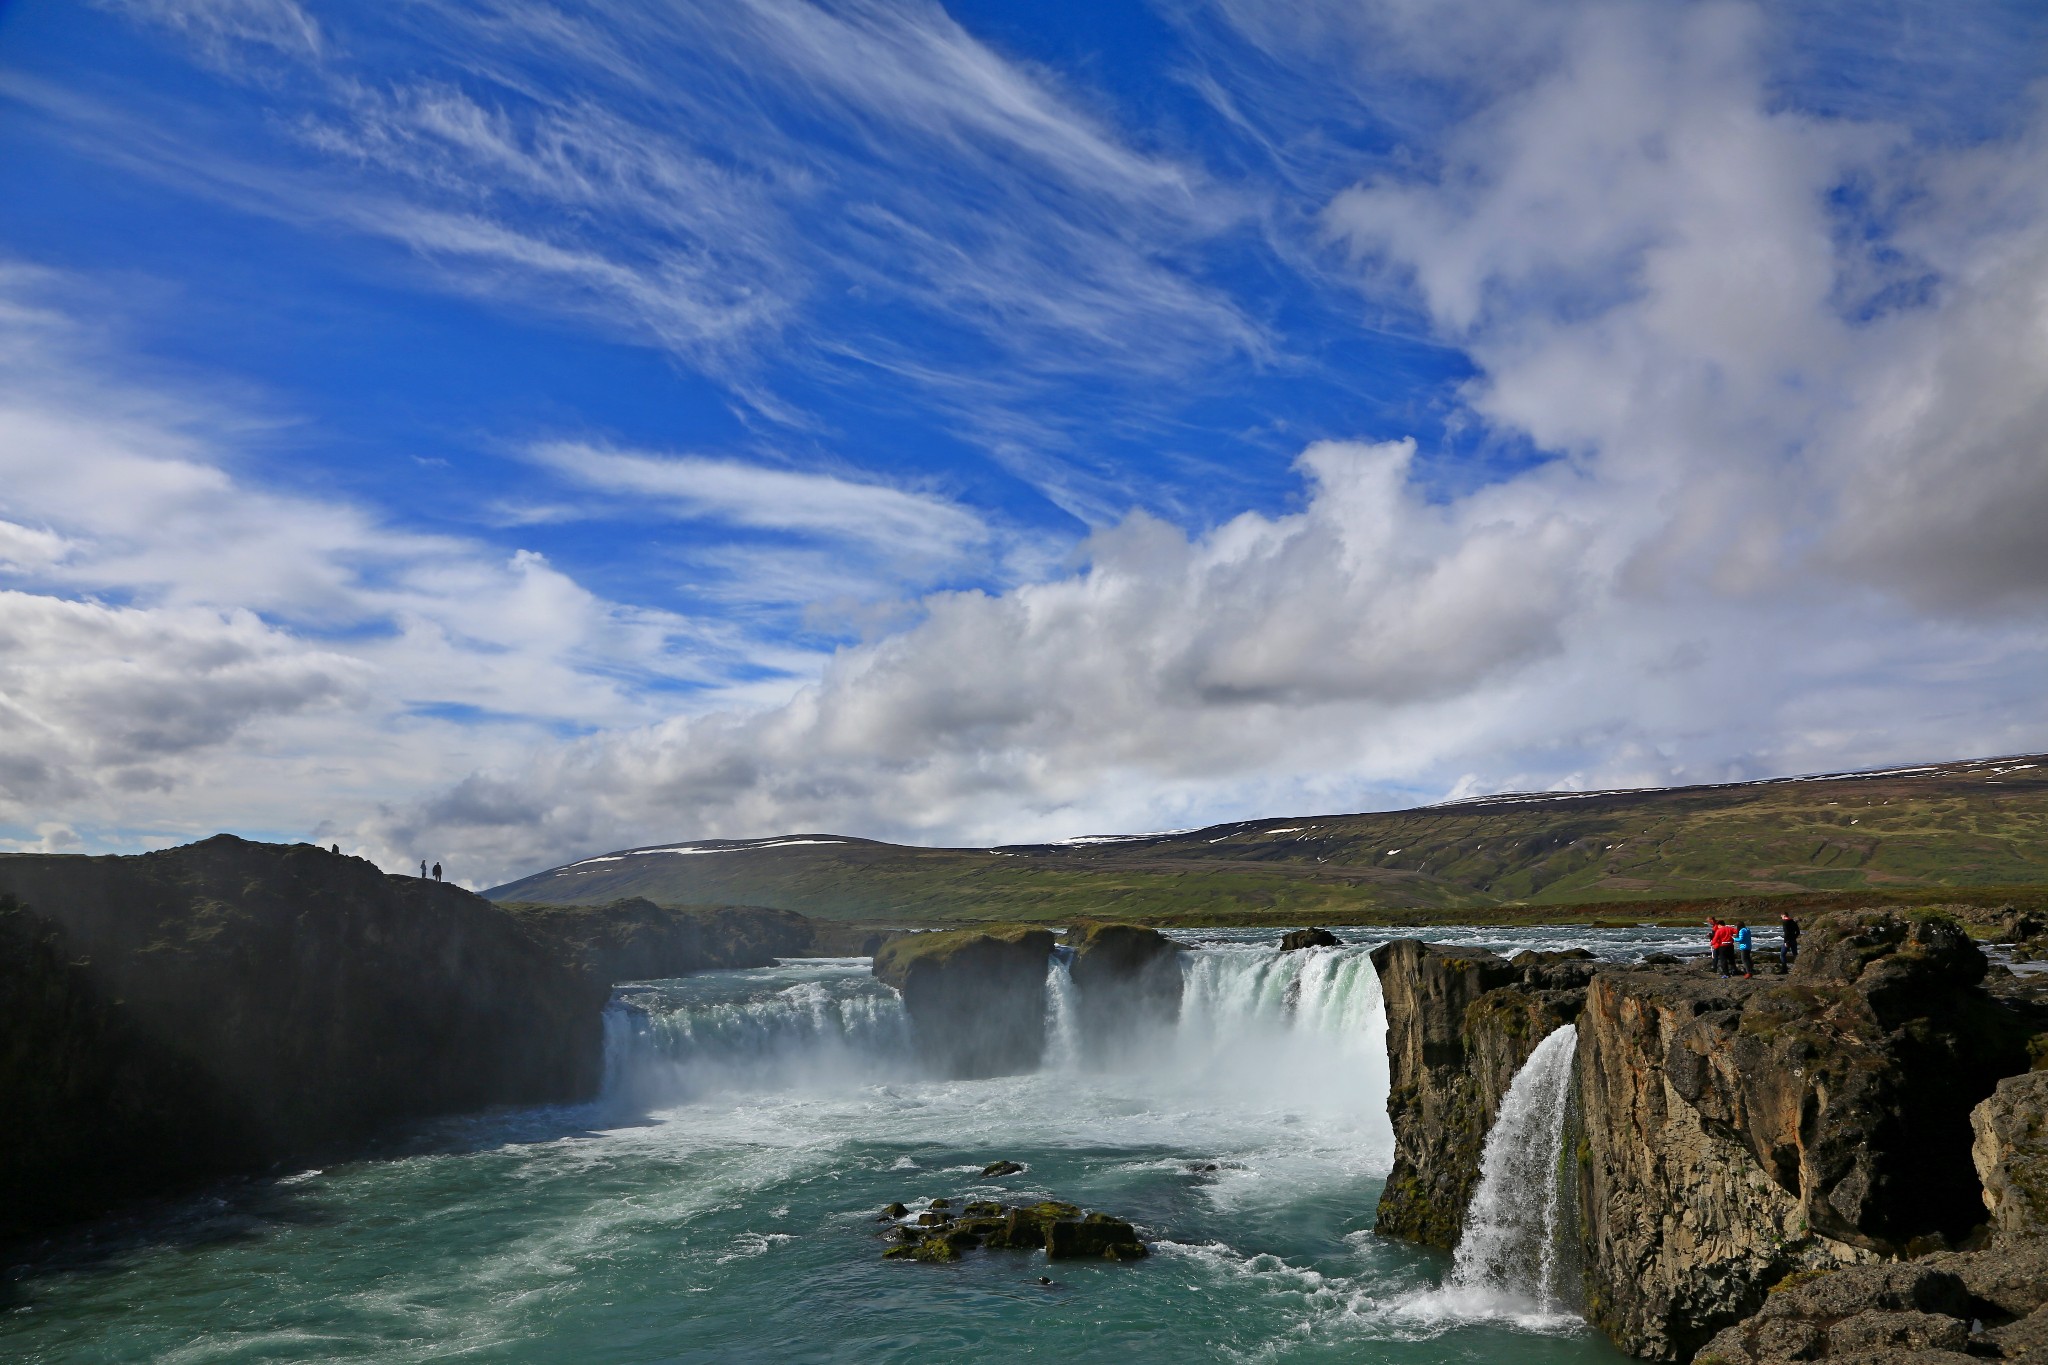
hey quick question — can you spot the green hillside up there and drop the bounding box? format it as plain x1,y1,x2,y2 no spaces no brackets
484,754,2048,925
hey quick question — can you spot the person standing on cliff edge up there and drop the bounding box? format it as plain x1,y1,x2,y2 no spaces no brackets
1734,922,1755,978
432,862,442,882
420,859,427,878
1709,918,1736,976
1779,914,1801,973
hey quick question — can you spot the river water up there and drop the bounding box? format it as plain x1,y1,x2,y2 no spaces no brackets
3,927,1697,1363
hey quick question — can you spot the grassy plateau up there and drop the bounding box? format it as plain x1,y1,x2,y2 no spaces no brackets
483,753,2048,929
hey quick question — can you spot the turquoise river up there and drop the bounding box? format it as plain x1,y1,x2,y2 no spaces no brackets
2,927,1707,1363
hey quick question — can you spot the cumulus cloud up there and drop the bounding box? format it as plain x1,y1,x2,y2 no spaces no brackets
12,0,2048,886
0,268,842,847
359,0,2048,881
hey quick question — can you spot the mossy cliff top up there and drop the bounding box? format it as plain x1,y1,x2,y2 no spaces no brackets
871,924,1054,992
871,926,1055,1078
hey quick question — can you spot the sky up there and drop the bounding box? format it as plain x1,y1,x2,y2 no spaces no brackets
1,0,2046,886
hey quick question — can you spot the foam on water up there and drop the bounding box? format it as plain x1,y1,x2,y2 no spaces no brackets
3,933,1648,1363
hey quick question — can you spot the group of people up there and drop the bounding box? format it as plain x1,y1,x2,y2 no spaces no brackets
1706,913,1800,978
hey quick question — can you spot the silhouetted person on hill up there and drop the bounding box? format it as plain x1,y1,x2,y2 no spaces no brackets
331,843,340,855
432,862,442,882
1780,914,1801,972
420,860,427,878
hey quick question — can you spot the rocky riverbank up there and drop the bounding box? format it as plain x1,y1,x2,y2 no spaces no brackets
1371,909,2048,1362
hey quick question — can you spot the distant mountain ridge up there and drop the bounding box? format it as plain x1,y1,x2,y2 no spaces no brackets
484,753,2048,924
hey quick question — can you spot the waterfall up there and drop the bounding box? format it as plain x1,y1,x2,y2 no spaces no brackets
1445,1024,1581,1316
602,966,914,1107
596,941,1392,1156
1042,949,1082,1072
1167,943,1393,1152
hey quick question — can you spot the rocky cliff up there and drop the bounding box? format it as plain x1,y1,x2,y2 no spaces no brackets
0,836,607,1243
1370,912,2044,1362
1371,940,1597,1247
1694,1067,2048,1364
871,925,1055,1078
1575,911,2036,1359
1062,921,1183,1063
502,897,815,983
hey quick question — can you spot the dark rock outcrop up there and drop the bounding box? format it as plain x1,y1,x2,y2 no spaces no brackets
879,1195,1146,1263
1371,940,1589,1247
502,897,813,983
1576,910,2036,1360
871,925,1055,1077
1063,921,1183,1061
1280,927,1341,952
0,837,606,1243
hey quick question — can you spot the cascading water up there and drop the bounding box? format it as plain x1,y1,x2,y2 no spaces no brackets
1042,947,1082,1071
14,926,1694,1362
602,959,915,1107
1439,1023,1582,1321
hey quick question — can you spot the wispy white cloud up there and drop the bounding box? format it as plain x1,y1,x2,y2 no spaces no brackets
0,266,833,852
357,0,2048,879
528,440,989,564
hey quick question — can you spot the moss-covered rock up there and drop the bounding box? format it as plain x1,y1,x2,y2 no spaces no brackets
871,925,1055,1077
1046,1212,1147,1260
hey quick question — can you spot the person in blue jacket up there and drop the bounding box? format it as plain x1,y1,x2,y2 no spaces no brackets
1734,922,1755,979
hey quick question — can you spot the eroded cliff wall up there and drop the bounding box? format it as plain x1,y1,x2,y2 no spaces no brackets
1575,911,2036,1360
0,836,608,1242
1371,913,2043,1362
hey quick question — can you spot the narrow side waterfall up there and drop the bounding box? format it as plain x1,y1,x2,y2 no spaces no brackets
1445,1024,1581,1316
1042,948,1082,1071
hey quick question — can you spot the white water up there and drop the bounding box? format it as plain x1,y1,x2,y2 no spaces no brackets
603,959,916,1106
1407,1023,1582,1329
1043,949,1083,1070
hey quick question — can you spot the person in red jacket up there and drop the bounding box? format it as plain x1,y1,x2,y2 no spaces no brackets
1708,918,1737,976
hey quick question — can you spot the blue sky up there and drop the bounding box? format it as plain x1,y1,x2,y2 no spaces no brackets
2,0,2046,884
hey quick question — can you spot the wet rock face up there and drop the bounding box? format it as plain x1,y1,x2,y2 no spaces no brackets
872,925,1056,1078
1973,1069,2048,1239
1370,940,1587,1248
1279,927,1341,952
1578,910,2038,1361
0,837,608,1243
1063,921,1183,1061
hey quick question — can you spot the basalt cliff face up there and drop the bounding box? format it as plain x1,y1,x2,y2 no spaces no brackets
1371,940,1597,1247
1062,921,1183,1064
871,925,1057,1078
0,836,608,1243
1371,912,2045,1362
